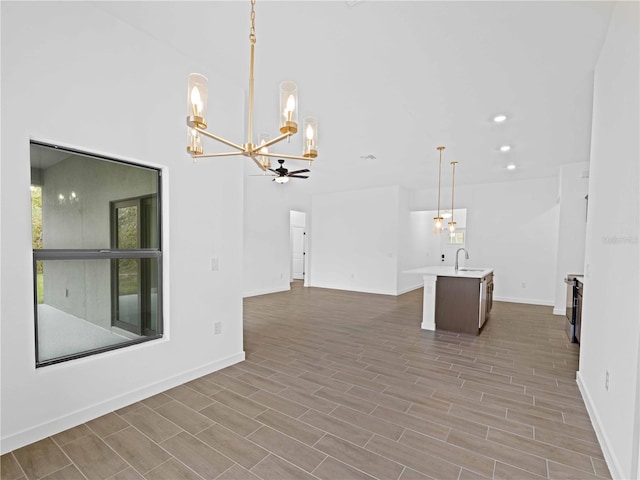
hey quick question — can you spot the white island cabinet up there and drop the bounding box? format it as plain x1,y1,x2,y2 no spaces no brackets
404,266,494,334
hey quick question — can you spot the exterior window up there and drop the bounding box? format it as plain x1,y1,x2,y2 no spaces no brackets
31,141,163,367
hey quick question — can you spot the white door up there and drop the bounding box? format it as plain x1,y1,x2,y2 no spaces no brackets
291,226,305,280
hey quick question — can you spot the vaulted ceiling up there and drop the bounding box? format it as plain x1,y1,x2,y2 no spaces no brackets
95,1,614,194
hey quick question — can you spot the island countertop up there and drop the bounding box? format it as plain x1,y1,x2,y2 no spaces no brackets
403,266,494,279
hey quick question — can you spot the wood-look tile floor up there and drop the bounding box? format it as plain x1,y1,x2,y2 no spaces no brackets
2,283,611,480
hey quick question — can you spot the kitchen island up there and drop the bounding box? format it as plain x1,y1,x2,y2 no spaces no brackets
404,266,494,334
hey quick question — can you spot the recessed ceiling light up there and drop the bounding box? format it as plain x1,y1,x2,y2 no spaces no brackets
493,114,507,123
499,145,511,152
506,164,516,170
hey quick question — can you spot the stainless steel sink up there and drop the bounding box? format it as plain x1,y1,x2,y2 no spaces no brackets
458,268,485,272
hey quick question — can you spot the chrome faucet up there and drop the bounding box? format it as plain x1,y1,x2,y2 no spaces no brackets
455,248,469,272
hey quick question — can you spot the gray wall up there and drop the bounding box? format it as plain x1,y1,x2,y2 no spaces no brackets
41,153,157,329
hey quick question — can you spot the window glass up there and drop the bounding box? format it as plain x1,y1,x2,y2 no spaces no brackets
31,142,163,367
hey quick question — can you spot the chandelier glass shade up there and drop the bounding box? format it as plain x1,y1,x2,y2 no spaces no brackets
185,0,318,171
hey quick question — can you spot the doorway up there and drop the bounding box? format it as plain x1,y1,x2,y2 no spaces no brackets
290,211,306,282
111,195,158,335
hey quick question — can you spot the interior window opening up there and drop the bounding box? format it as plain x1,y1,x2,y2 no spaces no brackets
30,141,163,367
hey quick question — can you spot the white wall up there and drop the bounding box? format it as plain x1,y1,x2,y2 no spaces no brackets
310,186,401,295
1,2,245,453
552,162,590,314
576,2,640,478
242,171,292,297
397,188,420,294
411,177,560,305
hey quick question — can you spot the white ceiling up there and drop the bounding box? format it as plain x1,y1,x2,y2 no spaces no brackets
94,1,614,194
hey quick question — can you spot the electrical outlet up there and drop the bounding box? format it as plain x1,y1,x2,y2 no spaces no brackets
605,370,609,391
214,322,222,335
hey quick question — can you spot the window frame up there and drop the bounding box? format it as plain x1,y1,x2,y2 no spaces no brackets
31,140,164,368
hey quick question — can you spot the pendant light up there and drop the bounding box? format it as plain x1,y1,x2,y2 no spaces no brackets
448,161,458,237
433,146,445,233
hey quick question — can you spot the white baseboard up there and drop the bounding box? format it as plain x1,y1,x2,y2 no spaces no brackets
576,371,624,480
243,285,290,298
309,282,397,296
396,283,423,296
0,352,245,455
493,295,554,307
553,307,566,316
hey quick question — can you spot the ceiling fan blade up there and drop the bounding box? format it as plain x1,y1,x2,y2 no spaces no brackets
267,168,278,174
287,169,310,175
288,175,309,179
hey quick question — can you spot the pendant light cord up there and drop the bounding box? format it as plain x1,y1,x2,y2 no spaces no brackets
437,149,442,217
450,161,457,223
248,0,257,144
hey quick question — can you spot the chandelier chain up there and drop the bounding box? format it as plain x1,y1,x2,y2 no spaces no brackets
250,0,256,44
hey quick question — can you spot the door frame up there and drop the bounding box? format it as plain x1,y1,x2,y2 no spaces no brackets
289,210,307,283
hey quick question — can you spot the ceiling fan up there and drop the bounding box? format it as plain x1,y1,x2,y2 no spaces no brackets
268,159,310,183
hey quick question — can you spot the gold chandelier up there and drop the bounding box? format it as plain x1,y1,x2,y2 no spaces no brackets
186,0,318,171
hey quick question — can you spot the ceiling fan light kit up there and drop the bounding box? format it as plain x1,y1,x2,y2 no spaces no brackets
270,159,309,183
185,0,318,173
